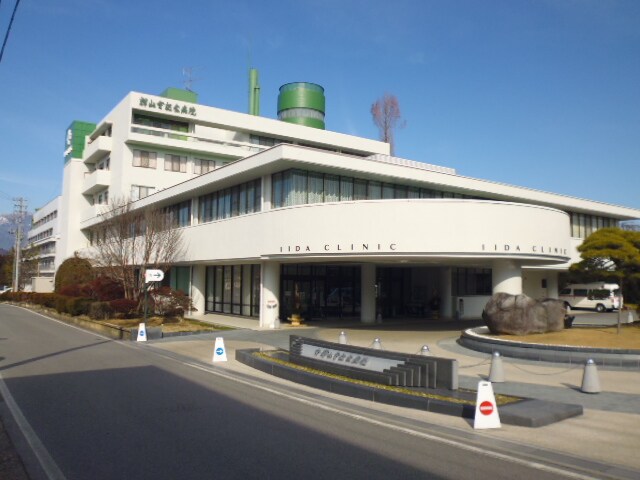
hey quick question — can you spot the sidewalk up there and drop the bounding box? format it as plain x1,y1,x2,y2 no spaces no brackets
184,313,640,405
168,312,640,471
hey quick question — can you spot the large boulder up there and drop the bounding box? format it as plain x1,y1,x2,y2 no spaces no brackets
482,293,566,335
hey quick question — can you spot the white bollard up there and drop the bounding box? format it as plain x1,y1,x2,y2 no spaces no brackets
488,351,505,383
338,331,348,345
581,359,601,394
372,338,382,350
419,345,430,356
627,311,634,324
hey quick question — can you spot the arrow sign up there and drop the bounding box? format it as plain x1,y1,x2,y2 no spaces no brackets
145,269,164,283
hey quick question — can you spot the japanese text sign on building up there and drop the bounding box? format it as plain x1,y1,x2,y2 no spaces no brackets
138,97,197,117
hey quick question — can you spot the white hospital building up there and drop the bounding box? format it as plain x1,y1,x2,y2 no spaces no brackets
27,81,640,326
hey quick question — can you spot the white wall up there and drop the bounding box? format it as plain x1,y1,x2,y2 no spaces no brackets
174,199,571,266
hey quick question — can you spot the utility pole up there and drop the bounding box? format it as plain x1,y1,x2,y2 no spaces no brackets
12,197,27,291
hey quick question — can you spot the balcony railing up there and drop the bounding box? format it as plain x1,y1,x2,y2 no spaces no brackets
82,169,111,195
81,204,110,224
130,125,266,156
84,135,112,164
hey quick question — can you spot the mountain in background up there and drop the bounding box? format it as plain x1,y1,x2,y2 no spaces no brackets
0,213,32,251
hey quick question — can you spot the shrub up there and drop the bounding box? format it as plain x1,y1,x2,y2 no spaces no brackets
89,301,113,320
59,284,84,297
109,298,138,318
55,256,93,292
41,293,60,309
66,297,93,316
54,295,70,314
87,277,124,301
150,286,192,317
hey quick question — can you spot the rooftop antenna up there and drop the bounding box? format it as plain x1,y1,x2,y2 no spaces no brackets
182,67,200,92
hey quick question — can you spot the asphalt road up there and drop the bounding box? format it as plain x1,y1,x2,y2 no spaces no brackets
0,305,623,480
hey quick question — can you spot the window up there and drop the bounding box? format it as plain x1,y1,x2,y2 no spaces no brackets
165,200,191,227
308,172,324,203
250,134,280,147
324,175,339,202
133,149,157,168
452,268,492,296
97,157,110,170
132,113,189,134
131,185,155,200
354,179,367,200
165,154,187,172
340,177,353,201
194,159,216,174
95,189,109,205
205,264,261,317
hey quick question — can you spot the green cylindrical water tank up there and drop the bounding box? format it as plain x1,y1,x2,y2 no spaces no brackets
277,82,325,129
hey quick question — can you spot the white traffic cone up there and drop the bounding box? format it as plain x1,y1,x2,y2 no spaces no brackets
136,323,147,342
212,337,228,363
488,351,505,383
581,359,601,393
474,381,501,429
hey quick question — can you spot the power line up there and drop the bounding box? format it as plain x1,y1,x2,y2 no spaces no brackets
0,0,22,65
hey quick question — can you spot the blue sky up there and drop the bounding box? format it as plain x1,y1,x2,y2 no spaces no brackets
0,0,638,216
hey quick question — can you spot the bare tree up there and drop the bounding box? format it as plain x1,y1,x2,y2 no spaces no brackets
89,197,186,303
371,93,406,156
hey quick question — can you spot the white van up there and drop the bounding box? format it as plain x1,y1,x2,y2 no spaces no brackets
559,283,623,312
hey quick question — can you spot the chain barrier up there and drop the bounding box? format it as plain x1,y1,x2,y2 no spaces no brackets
504,359,582,376
458,355,492,369
457,353,582,375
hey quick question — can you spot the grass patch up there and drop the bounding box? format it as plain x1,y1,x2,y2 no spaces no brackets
99,316,233,333
487,323,640,349
254,350,521,406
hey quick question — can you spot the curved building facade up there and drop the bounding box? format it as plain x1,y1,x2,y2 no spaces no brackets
30,88,640,325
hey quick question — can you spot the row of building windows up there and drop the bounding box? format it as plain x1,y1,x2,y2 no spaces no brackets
28,228,53,244
271,169,485,208
206,265,261,316
37,241,56,255
569,212,618,239
38,258,55,271
131,185,155,201
32,210,58,229
198,179,262,224
164,201,191,228
132,149,226,174
452,268,492,296
132,113,190,135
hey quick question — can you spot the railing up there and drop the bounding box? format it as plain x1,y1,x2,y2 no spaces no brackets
366,153,457,175
130,126,267,155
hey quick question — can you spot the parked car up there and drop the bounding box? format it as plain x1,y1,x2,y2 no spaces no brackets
0,286,12,294
559,282,622,312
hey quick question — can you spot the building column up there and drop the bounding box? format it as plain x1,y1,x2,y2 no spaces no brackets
260,261,280,329
492,260,523,295
440,267,452,319
360,264,376,324
547,271,559,298
191,265,206,314
262,174,272,211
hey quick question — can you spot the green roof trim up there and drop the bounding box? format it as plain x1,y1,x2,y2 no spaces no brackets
64,120,96,164
160,87,198,104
